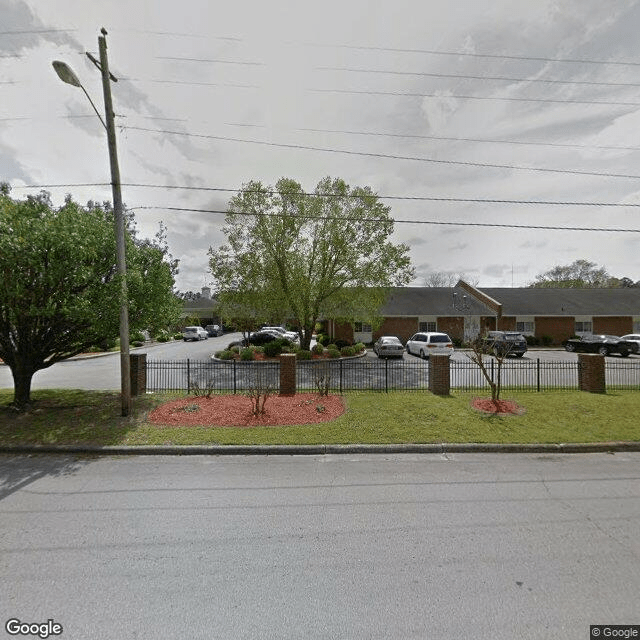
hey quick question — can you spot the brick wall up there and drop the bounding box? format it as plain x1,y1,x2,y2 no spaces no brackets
593,316,632,336
376,317,418,342
498,316,517,331
437,317,464,342
534,317,575,344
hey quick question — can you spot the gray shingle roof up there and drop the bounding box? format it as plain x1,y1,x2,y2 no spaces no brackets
379,287,640,317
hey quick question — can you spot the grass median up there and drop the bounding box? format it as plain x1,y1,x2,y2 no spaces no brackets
1,388,639,447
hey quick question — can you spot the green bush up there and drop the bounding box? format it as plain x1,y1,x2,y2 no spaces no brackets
327,348,341,359
297,349,312,360
263,338,291,358
156,334,170,343
318,334,331,346
130,331,146,344
230,345,240,354
326,343,338,352
353,342,365,353
541,335,553,347
216,350,234,360
335,339,352,349
240,347,255,361
312,343,325,355
525,335,540,346
341,345,356,357
131,340,145,348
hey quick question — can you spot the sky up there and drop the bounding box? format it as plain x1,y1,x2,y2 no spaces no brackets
2,0,640,292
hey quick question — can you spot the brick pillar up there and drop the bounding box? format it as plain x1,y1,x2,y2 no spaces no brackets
279,353,297,396
578,353,606,393
429,354,450,396
130,353,147,396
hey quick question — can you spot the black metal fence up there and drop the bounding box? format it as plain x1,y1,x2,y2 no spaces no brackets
145,357,640,394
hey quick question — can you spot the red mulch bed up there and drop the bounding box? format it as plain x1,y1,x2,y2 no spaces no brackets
471,397,526,416
148,393,346,427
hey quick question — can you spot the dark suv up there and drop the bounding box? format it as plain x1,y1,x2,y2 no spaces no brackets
481,331,528,357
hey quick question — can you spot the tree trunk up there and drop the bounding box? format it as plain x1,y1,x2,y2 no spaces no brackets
11,364,35,411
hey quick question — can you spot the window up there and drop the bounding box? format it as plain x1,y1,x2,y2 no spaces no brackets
419,321,437,332
575,321,592,333
354,322,372,333
516,321,534,334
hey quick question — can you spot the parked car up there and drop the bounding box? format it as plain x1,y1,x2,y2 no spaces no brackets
405,332,453,359
183,326,209,341
205,324,223,337
481,331,528,357
620,334,640,353
262,326,299,342
226,330,294,349
373,336,404,359
563,334,636,357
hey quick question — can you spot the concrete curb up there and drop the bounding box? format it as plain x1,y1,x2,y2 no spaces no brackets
1,442,639,456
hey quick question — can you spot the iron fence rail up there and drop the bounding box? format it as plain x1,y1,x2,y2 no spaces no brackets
145,357,640,393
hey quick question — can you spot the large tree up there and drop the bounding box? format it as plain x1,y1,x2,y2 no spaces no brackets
0,187,181,410
529,259,612,288
209,177,415,349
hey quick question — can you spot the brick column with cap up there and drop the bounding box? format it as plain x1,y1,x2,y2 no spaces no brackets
279,353,297,395
578,353,606,393
429,354,450,396
130,353,147,396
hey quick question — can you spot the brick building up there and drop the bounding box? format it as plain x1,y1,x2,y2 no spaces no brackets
328,281,640,345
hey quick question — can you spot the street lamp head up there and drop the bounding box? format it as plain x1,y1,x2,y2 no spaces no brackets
52,60,81,87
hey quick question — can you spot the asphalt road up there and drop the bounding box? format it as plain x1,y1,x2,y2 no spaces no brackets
1,452,639,639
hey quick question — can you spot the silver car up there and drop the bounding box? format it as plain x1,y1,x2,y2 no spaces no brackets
183,326,208,341
373,336,404,359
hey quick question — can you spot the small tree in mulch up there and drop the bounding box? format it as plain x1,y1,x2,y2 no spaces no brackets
466,334,513,405
245,369,275,416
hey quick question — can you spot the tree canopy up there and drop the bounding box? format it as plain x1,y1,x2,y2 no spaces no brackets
209,177,415,348
0,187,182,410
529,259,638,288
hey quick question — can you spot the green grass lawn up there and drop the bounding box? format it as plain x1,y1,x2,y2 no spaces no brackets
1,388,639,447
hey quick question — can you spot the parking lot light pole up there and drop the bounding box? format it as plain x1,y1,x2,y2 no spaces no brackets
52,28,132,416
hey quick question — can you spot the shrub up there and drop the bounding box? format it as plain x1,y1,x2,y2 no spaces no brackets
130,331,146,344
240,348,255,361
312,343,325,355
131,340,144,348
326,343,338,352
525,335,540,346
541,335,553,347
297,349,312,360
173,333,183,340
264,338,290,358
318,334,331,346
335,339,352,349
341,345,355,357
230,345,240,354
353,342,365,353
156,334,170,343
216,350,234,360
327,348,341,359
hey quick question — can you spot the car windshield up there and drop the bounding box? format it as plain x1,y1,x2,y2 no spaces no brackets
503,333,525,340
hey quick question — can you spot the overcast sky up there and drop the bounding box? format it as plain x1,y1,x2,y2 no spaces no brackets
2,0,640,292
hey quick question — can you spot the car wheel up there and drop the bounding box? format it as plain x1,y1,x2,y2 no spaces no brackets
420,349,427,360
597,346,608,356
183,338,187,342
620,349,629,357
565,343,575,352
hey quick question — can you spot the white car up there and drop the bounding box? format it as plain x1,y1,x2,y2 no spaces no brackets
620,334,640,354
405,332,453,359
183,326,209,341
262,326,299,342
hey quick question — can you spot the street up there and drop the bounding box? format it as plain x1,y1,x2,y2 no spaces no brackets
1,452,639,639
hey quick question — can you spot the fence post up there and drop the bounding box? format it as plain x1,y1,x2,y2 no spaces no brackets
129,353,146,396
429,355,450,396
233,359,237,394
536,358,540,392
578,353,606,393
186,358,191,394
385,357,389,393
340,359,343,393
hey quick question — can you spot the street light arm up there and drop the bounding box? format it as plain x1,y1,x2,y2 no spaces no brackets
79,84,107,130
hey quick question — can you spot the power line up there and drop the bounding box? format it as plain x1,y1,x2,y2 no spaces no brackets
297,127,640,153
307,42,640,68
123,125,640,181
309,87,640,108
316,66,640,89
155,56,264,66
12,181,640,207
130,205,640,232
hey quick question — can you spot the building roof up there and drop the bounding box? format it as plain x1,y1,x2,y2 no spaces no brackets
379,286,640,317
